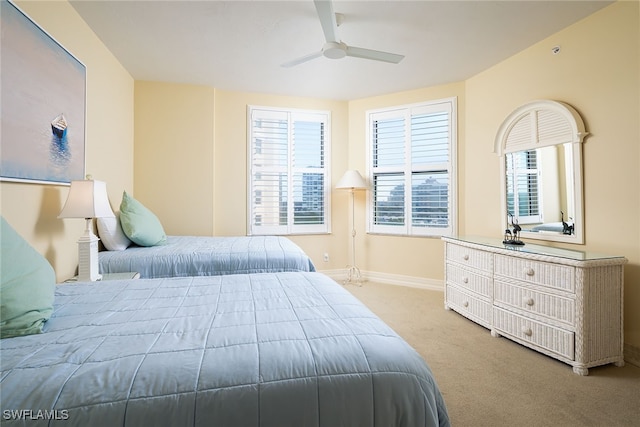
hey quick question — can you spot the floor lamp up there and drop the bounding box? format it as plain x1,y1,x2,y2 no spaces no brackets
58,176,114,281
336,170,368,286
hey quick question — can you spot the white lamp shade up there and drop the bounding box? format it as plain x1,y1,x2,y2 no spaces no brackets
336,170,367,190
58,179,115,219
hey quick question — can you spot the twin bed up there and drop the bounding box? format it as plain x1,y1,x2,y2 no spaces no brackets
1,216,450,426
94,197,316,279
2,272,449,426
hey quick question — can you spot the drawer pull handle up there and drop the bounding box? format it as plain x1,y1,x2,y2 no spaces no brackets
463,277,469,284
522,327,533,337
525,268,535,276
463,301,469,308
524,298,535,306
463,254,469,261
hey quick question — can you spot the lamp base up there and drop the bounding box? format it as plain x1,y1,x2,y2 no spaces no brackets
77,226,102,282
343,265,363,287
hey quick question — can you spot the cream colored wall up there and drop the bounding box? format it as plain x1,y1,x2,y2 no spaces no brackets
133,81,215,235
0,1,134,282
347,83,466,282
135,86,350,268
464,1,640,347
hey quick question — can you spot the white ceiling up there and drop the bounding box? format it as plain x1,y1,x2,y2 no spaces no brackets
69,0,613,101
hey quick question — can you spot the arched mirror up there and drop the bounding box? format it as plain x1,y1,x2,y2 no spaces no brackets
495,100,588,244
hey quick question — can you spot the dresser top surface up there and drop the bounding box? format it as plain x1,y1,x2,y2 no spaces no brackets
443,236,627,263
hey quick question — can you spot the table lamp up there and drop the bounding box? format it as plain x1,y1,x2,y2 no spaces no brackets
58,176,114,281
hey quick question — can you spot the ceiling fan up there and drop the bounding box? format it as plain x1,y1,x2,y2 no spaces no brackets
282,0,404,68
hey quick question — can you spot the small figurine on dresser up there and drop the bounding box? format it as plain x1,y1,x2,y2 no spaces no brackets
561,211,574,235
503,212,525,245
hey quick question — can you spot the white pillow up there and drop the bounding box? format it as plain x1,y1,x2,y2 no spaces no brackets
97,211,132,251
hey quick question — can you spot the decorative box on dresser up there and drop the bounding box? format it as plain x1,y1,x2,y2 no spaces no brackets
443,236,627,375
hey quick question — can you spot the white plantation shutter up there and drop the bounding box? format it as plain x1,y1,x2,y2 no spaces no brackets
368,99,456,236
372,114,405,229
410,110,450,229
249,107,330,235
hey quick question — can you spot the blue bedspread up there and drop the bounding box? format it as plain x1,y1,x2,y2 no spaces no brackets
0,272,449,427
98,235,316,278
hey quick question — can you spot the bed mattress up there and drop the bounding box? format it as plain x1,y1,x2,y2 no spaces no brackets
98,235,316,278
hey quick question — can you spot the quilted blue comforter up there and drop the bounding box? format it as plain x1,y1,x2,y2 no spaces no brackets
0,272,449,427
98,235,316,278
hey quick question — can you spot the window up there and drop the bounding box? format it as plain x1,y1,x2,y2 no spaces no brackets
248,106,330,235
367,98,456,237
505,149,542,224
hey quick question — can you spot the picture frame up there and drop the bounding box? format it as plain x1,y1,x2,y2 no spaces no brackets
1,0,86,185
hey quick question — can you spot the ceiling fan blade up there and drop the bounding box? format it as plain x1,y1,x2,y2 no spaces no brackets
314,0,339,43
345,46,405,64
289,1,404,67
281,50,323,68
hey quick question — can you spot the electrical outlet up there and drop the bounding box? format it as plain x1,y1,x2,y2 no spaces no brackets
323,253,329,262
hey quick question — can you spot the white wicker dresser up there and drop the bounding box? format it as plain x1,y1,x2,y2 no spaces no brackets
443,236,627,375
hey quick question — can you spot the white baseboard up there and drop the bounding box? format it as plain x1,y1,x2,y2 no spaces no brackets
317,268,444,292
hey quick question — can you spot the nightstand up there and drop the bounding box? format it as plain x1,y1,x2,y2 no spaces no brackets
64,272,140,283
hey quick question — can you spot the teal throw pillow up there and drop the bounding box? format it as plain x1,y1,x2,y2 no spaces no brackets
1,216,55,339
119,191,167,246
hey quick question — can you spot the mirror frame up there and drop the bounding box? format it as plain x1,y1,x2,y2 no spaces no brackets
495,100,588,244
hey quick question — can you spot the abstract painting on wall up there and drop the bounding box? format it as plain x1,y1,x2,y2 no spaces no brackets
1,0,86,185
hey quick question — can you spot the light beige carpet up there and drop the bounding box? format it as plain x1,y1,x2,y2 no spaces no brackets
346,281,640,427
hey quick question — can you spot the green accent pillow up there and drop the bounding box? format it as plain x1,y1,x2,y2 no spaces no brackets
1,216,55,339
119,191,167,246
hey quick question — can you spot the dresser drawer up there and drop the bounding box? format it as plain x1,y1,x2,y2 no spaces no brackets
494,254,574,292
446,263,492,297
493,307,574,360
446,243,493,273
446,285,492,328
494,279,575,326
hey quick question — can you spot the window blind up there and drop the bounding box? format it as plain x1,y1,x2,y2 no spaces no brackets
249,107,330,235
368,99,456,237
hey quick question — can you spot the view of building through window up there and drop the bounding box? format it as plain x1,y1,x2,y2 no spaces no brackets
367,99,456,237
249,107,329,235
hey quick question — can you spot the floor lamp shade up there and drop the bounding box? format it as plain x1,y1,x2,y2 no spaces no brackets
59,178,114,281
336,170,367,190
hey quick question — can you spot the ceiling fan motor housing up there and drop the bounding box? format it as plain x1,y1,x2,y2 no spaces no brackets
323,41,347,59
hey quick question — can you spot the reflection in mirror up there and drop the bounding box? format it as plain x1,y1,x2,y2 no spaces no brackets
495,100,587,244
505,143,575,236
